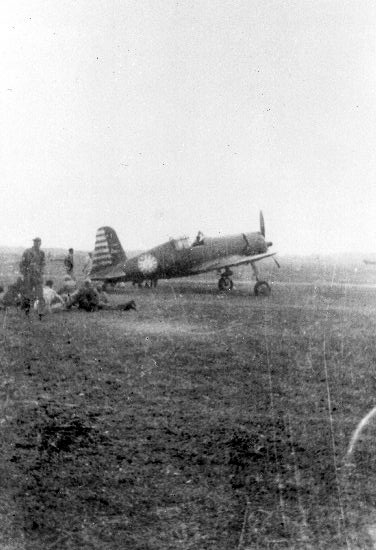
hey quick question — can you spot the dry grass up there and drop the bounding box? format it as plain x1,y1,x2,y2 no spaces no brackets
0,261,376,548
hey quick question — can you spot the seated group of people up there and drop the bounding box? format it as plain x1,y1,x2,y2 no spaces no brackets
0,276,136,314
0,276,77,313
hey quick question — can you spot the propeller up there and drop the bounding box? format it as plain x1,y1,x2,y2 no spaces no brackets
244,211,280,269
259,210,274,249
260,210,265,237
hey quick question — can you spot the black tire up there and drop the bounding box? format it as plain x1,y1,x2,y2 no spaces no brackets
218,277,233,291
254,281,271,297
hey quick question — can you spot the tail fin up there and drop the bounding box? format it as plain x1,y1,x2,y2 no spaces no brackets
91,226,127,273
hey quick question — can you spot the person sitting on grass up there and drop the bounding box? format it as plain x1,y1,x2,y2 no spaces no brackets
2,278,29,312
67,280,136,312
67,279,99,312
34,280,66,314
58,275,77,301
43,280,66,312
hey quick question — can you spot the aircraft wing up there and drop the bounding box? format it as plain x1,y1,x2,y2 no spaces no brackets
188,252,278,275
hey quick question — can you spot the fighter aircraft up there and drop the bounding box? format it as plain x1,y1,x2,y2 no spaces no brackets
89,212,279,295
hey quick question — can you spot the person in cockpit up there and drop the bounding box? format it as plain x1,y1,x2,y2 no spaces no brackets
193,231,204,247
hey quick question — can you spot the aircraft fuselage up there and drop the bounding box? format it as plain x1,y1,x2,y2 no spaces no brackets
118,231,267,283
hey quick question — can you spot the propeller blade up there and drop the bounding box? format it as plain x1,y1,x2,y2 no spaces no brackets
260,211,265,237
273,256,280,269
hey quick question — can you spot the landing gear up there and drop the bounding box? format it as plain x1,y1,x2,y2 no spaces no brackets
218,276,233,291
254,280,271,297
144,278,158,288
251,263,271,296
216,264,272,296
218,268,234,291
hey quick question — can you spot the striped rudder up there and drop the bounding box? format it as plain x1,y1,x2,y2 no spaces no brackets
91,227,126,273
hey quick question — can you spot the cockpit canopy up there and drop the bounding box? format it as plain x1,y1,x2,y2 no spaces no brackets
171,236,191,250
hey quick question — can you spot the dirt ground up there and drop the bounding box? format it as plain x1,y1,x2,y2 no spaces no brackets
1,265,376,548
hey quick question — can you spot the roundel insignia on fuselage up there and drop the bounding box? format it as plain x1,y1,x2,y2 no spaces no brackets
137,253,158,274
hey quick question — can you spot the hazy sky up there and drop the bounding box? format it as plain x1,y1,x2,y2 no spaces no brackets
1,1,376,254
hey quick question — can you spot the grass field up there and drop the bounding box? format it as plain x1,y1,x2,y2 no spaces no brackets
1,259,376,549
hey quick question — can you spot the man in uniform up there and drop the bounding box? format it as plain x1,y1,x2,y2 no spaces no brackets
64,248,75,279
67,280,136,312
66,279,99,312
193,230,204,246
82,252,93,278
19,237,46,318
58,275,77,302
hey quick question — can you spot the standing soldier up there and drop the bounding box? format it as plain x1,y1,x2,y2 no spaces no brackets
82,252,93,278
64,248,75,279
19,237,46,319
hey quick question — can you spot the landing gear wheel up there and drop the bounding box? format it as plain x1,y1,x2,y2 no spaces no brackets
218,277,233,291
254,281,271,297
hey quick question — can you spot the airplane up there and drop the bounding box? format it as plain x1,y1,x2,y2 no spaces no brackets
89,212,279,295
